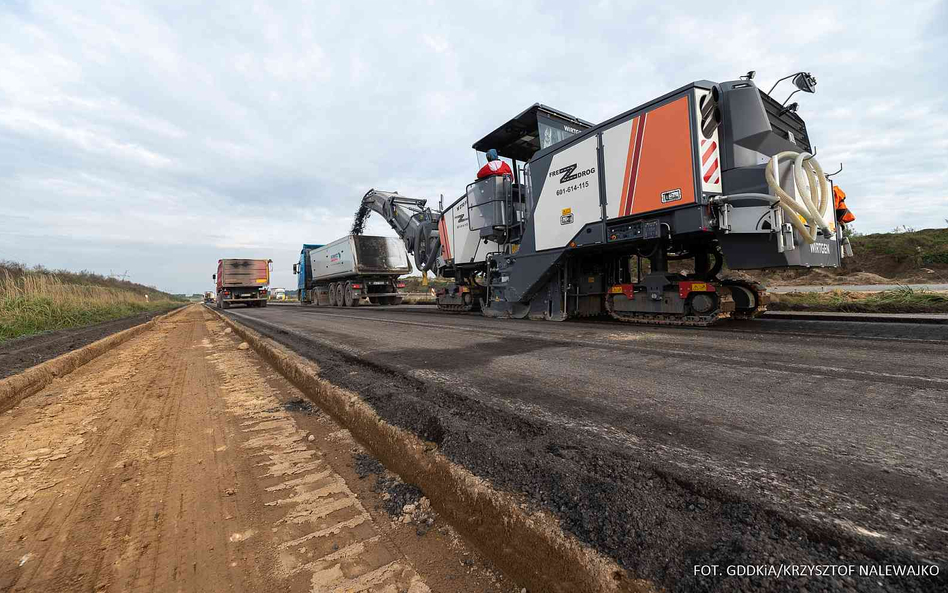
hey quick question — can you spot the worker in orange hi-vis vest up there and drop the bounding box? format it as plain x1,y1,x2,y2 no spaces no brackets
833,186,855,224
477,149,513,179
833,185,856,257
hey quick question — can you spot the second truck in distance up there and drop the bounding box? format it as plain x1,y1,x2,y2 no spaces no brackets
293,236,410,307
213,258,272,309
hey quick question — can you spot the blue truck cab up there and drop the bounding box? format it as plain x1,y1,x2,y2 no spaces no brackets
293,244,323,303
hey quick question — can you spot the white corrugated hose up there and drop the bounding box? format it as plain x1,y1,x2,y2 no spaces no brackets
765,151,834,243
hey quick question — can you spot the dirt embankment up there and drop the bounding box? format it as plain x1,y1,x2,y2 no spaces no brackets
0,305,512,593
757,228,948,286
0,309,175,379
655,229,948,287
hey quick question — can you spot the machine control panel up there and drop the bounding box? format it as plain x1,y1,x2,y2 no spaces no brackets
607,219,660,243
607,221,643,242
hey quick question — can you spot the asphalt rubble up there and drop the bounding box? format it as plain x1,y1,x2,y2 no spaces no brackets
236,315,947,593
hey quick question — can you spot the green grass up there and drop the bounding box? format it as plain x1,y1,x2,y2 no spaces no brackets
849,228,948,266
0,266,182,343
769,287,948,314
0,296,178,342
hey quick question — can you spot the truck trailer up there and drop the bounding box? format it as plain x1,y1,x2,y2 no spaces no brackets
293,236,410,307
213,258,272,309
351,72,853,327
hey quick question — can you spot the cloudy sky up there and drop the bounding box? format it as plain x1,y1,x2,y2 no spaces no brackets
1,0,946,294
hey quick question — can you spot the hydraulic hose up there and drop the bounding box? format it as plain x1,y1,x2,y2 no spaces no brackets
765,151,834,243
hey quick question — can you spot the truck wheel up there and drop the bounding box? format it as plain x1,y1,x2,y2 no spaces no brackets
222,300,230,310
346,284,360,307
342,283,351,307
261,301,267,308
328,284,337,306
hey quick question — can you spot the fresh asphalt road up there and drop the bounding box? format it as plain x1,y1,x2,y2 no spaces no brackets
224,303,948,582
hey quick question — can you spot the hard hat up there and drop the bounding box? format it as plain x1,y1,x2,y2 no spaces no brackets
486,149,499,162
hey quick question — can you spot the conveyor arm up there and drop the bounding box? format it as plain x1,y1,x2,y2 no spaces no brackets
352,189,442,272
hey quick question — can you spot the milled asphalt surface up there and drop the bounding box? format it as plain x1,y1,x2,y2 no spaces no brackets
223,303,947,592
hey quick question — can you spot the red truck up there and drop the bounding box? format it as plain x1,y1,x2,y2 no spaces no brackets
213,259,272,309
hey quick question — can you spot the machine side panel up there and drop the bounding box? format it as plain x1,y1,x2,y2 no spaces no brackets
629,96,696,215
602,96,696,219
533,135,601,251
601,118,635,219
445,195,496,264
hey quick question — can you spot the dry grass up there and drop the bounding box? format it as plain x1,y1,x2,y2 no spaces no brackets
0,271,179,342
769,287,948,314
400,292,436,305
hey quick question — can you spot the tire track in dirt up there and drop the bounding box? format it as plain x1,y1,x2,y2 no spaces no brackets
0,305,508,593
1,316,182,591
204,317,430,592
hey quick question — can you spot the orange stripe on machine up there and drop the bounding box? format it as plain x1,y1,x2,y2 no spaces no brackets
438,216,452,260
628,97,695,215
624,113,647,216
618,117,640,217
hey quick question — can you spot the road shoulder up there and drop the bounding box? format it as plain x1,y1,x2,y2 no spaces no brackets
0,307,180,379
0,305,509,593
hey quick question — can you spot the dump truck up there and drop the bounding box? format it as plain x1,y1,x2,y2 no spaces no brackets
213,258,272,309
293,236,410,307
352,71,853,326
203,291,214,304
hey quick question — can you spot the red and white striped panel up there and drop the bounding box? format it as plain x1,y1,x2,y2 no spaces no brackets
700,138,720,185
694,89,722,194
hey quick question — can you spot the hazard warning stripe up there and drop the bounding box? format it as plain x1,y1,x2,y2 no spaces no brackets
703,159,719,183
625,113,647,216
701,141,717,165
699,137,720,186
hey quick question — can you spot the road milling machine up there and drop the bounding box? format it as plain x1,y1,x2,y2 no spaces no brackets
354,73,851,326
